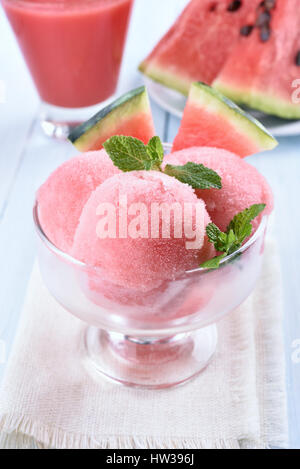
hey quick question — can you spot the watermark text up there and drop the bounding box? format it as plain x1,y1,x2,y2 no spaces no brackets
95,197,205,250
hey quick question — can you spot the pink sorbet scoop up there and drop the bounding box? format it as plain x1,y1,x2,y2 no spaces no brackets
164,146,273,232
37,150,120,253
72,171,214,292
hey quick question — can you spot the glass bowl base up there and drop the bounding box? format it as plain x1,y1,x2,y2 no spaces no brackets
83,325,218,389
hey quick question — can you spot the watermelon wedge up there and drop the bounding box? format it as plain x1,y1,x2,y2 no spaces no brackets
69,86,155,152
172,82,278,157
214,0,300,119
139,0,260,96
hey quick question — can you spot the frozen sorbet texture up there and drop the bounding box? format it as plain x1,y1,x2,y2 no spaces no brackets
37,150,120,253
164,147,273,232
72,171,214,291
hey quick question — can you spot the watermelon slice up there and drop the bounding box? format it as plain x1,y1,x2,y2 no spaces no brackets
69,86,155,152
214,0,300,119
172,82,278,157
139,0,260,96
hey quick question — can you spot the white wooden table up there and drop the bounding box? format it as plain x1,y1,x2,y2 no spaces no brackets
0,0,299,449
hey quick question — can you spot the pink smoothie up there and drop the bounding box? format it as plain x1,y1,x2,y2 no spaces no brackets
2,0,133,107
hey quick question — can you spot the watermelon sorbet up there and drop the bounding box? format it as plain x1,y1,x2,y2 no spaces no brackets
37,149,120,254
36,145,273,316
164,146,273,232
71,171,215,292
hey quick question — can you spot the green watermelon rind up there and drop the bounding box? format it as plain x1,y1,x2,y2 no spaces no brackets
214,81,300,120
140,62,300,121
139,61,191,96
68,86,152,152
190,82,278,151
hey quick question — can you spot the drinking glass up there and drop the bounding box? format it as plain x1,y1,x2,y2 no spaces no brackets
2,0,134,138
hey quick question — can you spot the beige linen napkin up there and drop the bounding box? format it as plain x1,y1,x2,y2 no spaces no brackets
0,239,288,449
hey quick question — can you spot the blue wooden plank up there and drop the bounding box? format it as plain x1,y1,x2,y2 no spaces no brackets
0,7,39,217
163,113,171,143
167,114,180,143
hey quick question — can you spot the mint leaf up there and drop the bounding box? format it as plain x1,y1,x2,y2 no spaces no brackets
206,223,222,244
103,136,152,172
103,135,223,191
206,223,229,252
146,136,164,168
164,162,222,190
206,223,227,251
202,204,266,269
227,203,266,244
200,254,227,269
225,228,240,254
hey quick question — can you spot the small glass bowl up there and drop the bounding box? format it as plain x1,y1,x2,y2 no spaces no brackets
33,145,268,389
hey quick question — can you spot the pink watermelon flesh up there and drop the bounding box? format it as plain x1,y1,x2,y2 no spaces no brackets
214,0,300,119
85,112,155,151
173,101,259,156
172,82,277,157
139,0,261,95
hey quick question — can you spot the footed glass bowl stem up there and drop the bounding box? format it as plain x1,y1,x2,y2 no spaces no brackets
83,325,218,389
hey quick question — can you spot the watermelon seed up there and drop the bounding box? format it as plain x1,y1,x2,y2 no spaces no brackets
295,51,300,66
258,1,275,12
257,1,265,11
227,1,242,12
240,25,253,37
260,25,271,42
264,0,276,10
209,3,217,12
256,11,271,28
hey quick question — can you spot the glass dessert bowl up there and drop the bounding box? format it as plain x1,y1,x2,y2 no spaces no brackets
33,198,268,389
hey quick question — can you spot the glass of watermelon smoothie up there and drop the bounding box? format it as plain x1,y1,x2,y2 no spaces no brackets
33,142,269,389
2,0,134,138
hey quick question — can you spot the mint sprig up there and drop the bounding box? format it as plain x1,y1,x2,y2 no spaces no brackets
200,204,266,269
201,254,227,270
227,204,266,245
103,135,222,191
164,162,222,190
146,136,164,169
103,136,153,172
